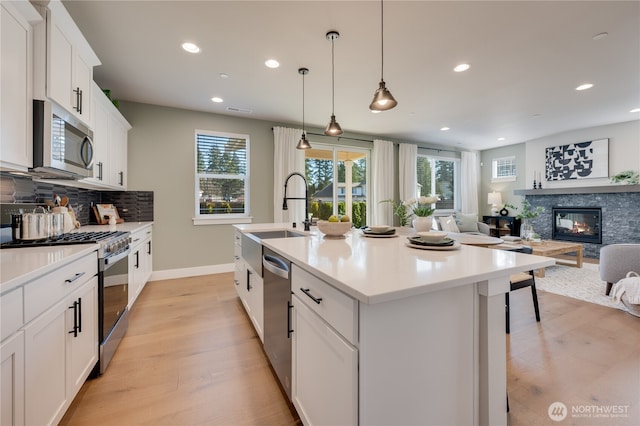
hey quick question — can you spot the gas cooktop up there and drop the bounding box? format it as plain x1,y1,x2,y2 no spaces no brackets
0,231,128,249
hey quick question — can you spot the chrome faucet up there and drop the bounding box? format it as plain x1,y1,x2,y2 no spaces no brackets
283,172,310,231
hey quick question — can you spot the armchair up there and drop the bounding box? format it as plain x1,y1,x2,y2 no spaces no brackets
599,244,640,296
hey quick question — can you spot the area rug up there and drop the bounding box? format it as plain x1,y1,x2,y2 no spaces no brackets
535,263,625,310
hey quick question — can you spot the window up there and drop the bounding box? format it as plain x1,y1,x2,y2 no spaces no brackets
492,156,516,182
304,144,370,228
194,130,250,225
416,154,460,211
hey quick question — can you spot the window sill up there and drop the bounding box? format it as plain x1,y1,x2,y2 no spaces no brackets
193,216,253,226
491,176,517,183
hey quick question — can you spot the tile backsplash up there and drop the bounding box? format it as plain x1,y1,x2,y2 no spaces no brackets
0,173,153,225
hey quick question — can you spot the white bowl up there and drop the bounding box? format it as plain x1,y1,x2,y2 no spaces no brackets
368,225,391,233
417,231,448,242
317,220,352,237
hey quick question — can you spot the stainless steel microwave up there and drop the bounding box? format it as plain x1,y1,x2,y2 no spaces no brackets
31,100,94,179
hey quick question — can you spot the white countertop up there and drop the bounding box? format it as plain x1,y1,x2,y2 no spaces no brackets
237,223,555,304
0,244,98,294
0,221,153,294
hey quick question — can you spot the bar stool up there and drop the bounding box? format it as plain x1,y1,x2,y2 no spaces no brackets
506,246,541,334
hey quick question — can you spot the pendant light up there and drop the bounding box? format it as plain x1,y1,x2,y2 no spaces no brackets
296,67,312,150
369,0,397,111
324,31,343,136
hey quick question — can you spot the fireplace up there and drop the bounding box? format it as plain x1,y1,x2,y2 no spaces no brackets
552,207,602,244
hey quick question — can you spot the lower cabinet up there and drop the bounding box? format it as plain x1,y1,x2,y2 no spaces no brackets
236,264,264,343
24,276,98,426
128,226,153,308
291,294,358,426
0,331,25,426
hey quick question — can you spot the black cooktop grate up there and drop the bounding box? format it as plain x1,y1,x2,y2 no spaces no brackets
0,231,128,249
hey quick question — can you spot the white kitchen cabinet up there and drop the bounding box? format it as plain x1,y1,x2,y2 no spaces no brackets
291,267,358,426
24,296,68,426
66,278,98,397
233,231,263,342
84,81,130,189
18,251,98,426
32,0,100,126
0,331,25,426
0,1,40,172
128,225,153,308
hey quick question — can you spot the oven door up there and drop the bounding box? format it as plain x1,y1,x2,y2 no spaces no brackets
99,248,130,374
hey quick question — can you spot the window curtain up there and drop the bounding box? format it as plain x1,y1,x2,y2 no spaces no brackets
398,143,417,201
460,151,480,214
371,139,395,225
273,127,305,224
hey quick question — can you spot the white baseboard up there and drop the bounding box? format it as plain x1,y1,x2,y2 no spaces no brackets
150,263,234,282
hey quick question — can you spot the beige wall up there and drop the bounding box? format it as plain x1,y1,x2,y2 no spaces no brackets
119,101,276,273
479,143,527,217
480,120,640,214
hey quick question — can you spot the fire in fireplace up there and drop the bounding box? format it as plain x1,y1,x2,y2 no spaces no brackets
552,207,602,244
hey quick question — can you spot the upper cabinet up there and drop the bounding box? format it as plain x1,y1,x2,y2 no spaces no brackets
0,1,42,172
32,0,100,128
83,81,130,190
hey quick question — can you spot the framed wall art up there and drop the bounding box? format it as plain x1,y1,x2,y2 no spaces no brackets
545,138,609,181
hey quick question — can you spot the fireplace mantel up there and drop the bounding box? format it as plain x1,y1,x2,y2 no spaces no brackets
514,184,640,196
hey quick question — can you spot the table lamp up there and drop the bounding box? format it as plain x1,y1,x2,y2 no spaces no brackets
487,191,503,216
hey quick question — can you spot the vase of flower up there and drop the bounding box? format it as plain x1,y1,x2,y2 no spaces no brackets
412,216,433,232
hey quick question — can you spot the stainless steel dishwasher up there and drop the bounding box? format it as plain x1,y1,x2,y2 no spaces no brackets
262,246,293,400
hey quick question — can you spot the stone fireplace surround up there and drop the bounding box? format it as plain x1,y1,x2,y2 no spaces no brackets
514,185,640,259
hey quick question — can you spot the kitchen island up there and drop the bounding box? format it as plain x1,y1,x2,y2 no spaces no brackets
234,224,555,426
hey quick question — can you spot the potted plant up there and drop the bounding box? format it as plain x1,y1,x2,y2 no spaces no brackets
508,200,545,240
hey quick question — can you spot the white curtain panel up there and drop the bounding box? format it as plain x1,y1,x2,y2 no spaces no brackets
372,139,395,225
460,151,480,214
398,143,418,201
273,127,305,224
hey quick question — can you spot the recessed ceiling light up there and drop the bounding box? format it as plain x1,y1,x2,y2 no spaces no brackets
630,108,640,113
497,137,506,141
219,73,229,79
181,42,200,53
211,97,223,103
265,59,280,68
576,83,594,91
440,127,450,131
453,63,470,72
371,110,382,114
592,32,608,40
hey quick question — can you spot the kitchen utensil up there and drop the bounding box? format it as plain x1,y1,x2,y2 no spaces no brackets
67,205,81,229
53,194,61,206
60,196,69,207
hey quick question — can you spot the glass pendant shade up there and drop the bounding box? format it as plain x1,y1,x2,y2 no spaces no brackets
324,115,343,136
297,133,311,150
369,80,397,111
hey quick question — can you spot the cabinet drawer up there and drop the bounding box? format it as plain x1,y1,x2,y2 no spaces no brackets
24,252,97,323
292,265,357,344
1,287,23,341
130,227,151,248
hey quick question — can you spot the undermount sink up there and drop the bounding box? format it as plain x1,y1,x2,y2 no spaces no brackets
248,230,306,240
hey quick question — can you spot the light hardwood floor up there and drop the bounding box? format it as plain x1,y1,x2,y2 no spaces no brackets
60,272,639,426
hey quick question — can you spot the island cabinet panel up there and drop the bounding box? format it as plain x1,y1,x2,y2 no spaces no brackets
358,283,477,426
291,294,358,426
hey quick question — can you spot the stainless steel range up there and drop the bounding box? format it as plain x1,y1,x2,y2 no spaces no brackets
1,230,131,376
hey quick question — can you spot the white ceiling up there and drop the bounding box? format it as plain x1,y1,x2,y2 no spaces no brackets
62,0,640,151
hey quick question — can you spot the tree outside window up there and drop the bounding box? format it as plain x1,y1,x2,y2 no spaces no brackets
195,131,249,220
